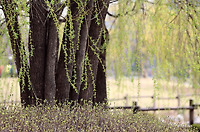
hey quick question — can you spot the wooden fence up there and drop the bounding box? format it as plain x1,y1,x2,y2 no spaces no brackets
109,99,200,125
109,94,199,108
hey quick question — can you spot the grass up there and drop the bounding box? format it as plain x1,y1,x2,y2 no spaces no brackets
107,77,199,107
1,77,198,106
0,78,20,102
0,103,197,131
1,77,200,124
107,77,200,124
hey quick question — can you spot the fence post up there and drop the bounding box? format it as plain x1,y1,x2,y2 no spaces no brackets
176,94,180,107
189,99,194,125
152,96,156,108
124,95,128,106
133,101,139,114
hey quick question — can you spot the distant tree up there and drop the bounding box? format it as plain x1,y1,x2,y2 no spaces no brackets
0,0,109,106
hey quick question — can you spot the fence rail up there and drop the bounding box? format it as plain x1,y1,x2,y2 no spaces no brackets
109,99,199,125
109,94,199,108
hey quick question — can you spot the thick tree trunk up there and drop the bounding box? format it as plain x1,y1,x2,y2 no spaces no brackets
2,0,34,107
2,0,109,106
29,1,48,103
56,1,80,104
69,0,94,101
79,0,109,104
44,18,58,104
93,29,108,105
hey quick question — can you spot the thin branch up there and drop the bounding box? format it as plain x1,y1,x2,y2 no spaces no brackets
107,2,137,18
0,20,6,27
108,18,117,32
144,0,155,4
107,12,119,18
188,14,199,30
109,0,118,4
169,9,182,23
59,15,66,23
56,2,66,15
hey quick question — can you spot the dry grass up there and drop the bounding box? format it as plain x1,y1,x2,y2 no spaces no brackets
0,78,20,102
0,77,199,106
107,77,200,123
107,77,199,107
1,77,200,123
0,77,199,107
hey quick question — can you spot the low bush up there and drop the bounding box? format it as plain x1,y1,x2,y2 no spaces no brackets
0,103,197,131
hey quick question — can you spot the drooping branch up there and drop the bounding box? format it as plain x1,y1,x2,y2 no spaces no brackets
56,0,81,103
1,0,34,106
78,0,109,104
107,2,137,18
69,0,95,102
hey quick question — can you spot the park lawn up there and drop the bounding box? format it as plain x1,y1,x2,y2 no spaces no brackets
0,77,199,108
0,77,200,124
107,77,199,107
0,77,199,107
0,104,196,131
0,77,20,103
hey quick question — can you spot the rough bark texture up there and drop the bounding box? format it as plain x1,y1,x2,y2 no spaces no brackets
1,0,109,106
2,0,34,106
69,0,94,101
79,0,109,104
29,0,48,103
44,18,58,103
94,37,107,104
56,1,80,104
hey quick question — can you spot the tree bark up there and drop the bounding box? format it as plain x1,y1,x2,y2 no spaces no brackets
2,0,34,106
93,28,108,105
29,0,48,104
44,18,58,104
69,0,94,101
79,0,109,104
56,1,80,104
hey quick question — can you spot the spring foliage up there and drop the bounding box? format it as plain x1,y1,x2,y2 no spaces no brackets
0,0,200,104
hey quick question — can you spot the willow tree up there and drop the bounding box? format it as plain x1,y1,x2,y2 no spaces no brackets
0,0,109,106
106,0,200,97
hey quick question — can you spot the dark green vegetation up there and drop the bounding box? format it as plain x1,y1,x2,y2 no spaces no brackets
0,104,197,131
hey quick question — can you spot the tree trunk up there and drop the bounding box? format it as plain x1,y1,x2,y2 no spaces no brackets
69,0,94,101
56,1,80,104
94,29,108,105
1,0,109,106
44,18,58,104
29,0,48,104
79,0,109,104
2,0,34,106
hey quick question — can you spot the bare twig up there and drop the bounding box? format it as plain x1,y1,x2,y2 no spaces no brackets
0,20,6,27
109,0,118,4
107,3,137,18
169,9,182,23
